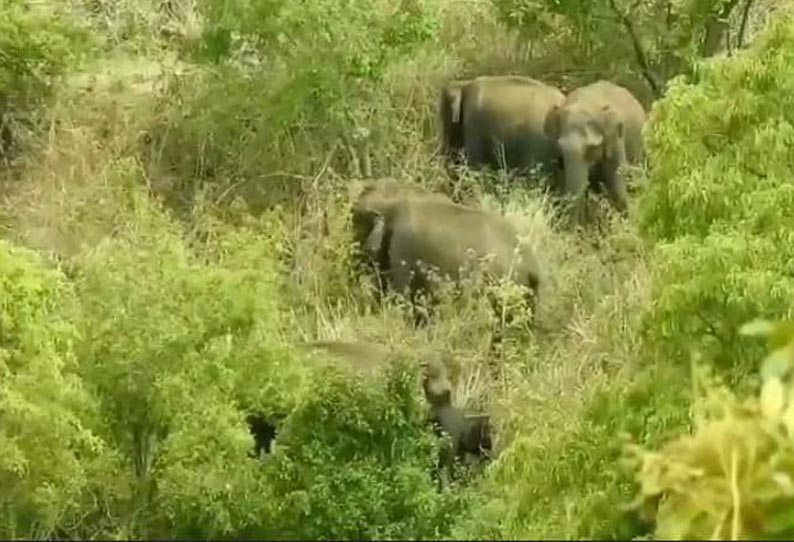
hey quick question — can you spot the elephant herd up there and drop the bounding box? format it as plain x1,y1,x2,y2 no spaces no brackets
440,75,648,224
250,74,650,476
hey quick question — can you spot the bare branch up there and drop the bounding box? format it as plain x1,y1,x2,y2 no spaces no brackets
737,0,755,49
700,0,743,57
607,0,664,98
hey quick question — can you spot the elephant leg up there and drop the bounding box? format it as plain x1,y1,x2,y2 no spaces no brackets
391,260,433,327
464,131,491,170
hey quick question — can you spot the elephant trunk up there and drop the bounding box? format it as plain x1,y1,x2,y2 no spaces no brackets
560,147,591,223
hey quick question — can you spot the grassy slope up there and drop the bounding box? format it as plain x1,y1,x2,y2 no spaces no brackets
0,0,711,538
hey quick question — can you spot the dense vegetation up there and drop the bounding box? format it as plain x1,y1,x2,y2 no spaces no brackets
0,0,791,539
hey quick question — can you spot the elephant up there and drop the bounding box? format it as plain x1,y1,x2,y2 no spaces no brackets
439,75,566,184
421,358,493,467
351,180,541,329
544,80,647,224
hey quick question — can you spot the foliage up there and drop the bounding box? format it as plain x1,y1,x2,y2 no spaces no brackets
638,12,794,380
491,0,758,101
150,0,442,210
0,0,94,111
0,241,123,537
640,12,794,241
453,362,692,539
261,359,468,539
62,175,310,538
629,319,794,539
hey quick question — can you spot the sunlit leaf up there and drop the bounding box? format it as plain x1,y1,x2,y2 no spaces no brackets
761,345,794,382
761,377,786,420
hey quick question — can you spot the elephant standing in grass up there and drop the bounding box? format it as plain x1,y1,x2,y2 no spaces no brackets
544,80,647,224
351,180,541,329
439,75,566,184
421,358,493,470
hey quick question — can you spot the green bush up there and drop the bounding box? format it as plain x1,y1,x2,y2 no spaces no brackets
151,0,442,210
638,12,794,381
0,240,122,538
453,362,692,539
0,1,94,116
640,14,794,241
260,359,468,539
63,177,310,537
629,319,794,540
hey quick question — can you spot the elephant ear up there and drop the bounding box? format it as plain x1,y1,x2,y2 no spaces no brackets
364,211,386,254
446,84,464,124
544,104,562,141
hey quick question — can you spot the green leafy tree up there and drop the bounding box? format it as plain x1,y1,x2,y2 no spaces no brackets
638,11,794,380
628,319,794,539
0,241,123,538
0,0,94,157
490,0,761,101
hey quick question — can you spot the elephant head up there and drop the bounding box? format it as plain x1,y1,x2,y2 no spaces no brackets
545,103,627,221
351,180,451,267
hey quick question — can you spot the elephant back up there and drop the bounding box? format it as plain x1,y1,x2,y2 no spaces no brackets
305,340,393,378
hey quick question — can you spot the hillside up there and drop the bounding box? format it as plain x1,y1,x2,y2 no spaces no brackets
1,0,793,539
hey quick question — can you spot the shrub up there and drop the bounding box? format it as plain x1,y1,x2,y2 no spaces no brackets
453,362,692,539
638,11,794,381
150,0,442,211
640,13,794,241
0,240,123,538
0,0,95,158
260,359,469,539
27,159,306,537
628,319,794,539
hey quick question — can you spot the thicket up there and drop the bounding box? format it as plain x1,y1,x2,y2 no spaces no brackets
0,0,791,539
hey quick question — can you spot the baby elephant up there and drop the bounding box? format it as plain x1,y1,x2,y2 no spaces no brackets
351,180,541,328
421,358,493,467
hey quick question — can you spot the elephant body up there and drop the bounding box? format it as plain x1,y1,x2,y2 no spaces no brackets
545,80,647,223
352,181,541,327
439,75,566,182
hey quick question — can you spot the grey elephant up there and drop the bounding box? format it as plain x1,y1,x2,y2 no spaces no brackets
439,75,566,183
544,80,647,224
421,358,493,469
351,181,541,329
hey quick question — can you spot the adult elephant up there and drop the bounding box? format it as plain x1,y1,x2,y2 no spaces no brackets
351,180,541,329
439,75,566,183
544,80,647,224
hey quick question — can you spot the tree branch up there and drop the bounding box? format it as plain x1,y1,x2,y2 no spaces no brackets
737,0,755,49
700,0,743,57
607,0,663,98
